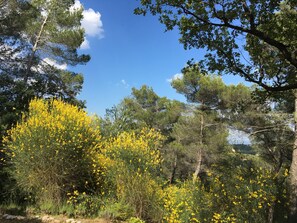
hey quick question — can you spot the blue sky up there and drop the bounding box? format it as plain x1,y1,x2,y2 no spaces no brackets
72,0,247,117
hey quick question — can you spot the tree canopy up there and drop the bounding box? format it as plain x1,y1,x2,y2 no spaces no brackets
135,0,297,91
136,1,297,221
101,85,185,137
1,1,297,222
0,0,89,132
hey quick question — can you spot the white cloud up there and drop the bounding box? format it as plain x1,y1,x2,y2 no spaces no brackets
116,79,130,88
72,0,104,49
43,58,67,70
120,79,129,88
82,8,104,38
167,73,183,83
80,38,90,50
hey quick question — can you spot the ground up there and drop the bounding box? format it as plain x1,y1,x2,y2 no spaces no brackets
1,214,112,223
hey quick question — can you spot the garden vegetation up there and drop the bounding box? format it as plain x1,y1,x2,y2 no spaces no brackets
0,0,296,223
1,97,291,222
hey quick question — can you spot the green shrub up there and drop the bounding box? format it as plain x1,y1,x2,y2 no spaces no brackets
127,217,146,223
161,164,289,223
162,182,201,223
98,200,133,221
3,99,104,205
66,192,104,217
103,129,165,222
204,166,289,222
116,170,163,222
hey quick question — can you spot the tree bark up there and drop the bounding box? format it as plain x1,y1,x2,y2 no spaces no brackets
193,147,202,182
289,91,297,223
25,13,49,82
267,202,274,223
193,113,204,182
169,155,177,184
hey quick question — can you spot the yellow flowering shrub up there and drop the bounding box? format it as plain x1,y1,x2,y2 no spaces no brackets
102,128,164,178
65,190,104,217
163,184,197,223
3,99,104,204
204,166,289,222
102,128,165,221
161,164,288,223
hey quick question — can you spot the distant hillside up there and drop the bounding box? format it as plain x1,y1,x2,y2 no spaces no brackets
233,144,255,155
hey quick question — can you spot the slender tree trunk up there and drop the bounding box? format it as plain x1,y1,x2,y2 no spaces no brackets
169,155,177,184
267,151,284,223
193,113,204,182
24,13,49,82
289,91,297,223
193,147,202,182
268,202,275,223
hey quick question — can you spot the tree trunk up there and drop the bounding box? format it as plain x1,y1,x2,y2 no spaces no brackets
289,91,297,223
193,147,202,182
267,202,274,223
169,155,177,184
193,113,204,182
25,13,49,82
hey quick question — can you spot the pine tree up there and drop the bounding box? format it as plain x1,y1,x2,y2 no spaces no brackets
0,0,90,132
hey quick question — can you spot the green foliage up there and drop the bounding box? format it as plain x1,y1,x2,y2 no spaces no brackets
135,0,297,92
162,183,200,223
126,85,185,135
65,192,104,217
100,103,138,137
0,0,34,36
99,200,134,221
102,129,165,222
0,97,292,222
0,203,27,216
168,69,240,182
171,68,226,109
3,99,103,205
164,108,229,182
0,0,89,135
161,160,289,223
127,217,146,223
171,66,253,114
101,85,185,137
134,5,297,219
1,1,295,222
249,112,294,172
117,170,163,222
206,167,286,222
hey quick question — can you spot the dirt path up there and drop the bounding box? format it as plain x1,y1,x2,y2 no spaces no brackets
1,214,112,223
